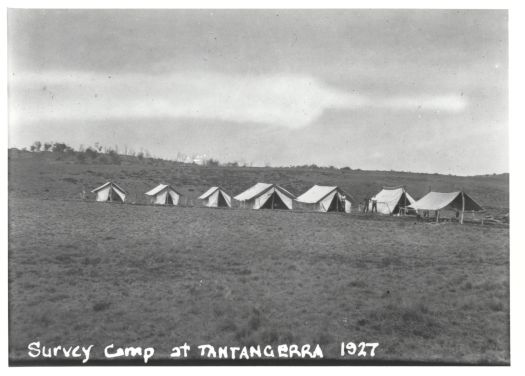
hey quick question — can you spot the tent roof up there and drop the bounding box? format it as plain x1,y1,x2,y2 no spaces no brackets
199,186,219,199
91,181,127,194
234,182,295,201
198,186,222,200
296,185,353,204
372,187,415,205
145,184,182,196
409,191,483,211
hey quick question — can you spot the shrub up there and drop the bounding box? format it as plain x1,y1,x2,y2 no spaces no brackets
64,146,75,156
108,150,121,165
30,141,42,152
207,158,220,167
84,147,98,159
52,142,69,153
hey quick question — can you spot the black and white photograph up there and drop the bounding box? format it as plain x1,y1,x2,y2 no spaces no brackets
6,4,515,367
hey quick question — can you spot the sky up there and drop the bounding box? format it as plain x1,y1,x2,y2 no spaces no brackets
8,9,508,175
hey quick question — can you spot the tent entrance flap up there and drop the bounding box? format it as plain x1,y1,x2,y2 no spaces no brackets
168,190,180,205
392,192,406,214
260,191,288,209
398,192,415,213
327,193,345,212
110,188,125,202
450,193,479,212
217,192,228,207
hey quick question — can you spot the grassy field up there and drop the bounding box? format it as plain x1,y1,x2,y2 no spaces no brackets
8,151,510,364
9,150,509,216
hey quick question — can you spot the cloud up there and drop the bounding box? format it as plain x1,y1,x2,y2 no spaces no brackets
10,71,366,129
10,71,468,130
377,95,467,112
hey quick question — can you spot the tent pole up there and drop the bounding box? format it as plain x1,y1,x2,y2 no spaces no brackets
461,191,465,224
271,190,275,209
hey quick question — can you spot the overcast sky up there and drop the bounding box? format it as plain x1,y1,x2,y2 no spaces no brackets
8,9,507,175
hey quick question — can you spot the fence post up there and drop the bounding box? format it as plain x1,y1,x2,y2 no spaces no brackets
460,191,465,224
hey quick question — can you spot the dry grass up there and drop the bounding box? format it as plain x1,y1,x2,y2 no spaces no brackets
8,198,509,364
8,150,509,217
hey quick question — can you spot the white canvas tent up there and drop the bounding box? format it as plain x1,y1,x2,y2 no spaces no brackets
296,185,354,213
144,184,182,205
369,186,416,215
91,181,126,203
198,186,232,208
408,191,483,223
234,183,295,210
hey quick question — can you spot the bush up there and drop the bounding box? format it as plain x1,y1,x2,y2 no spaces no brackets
84,147,98,159
64,146,75,156
30,141,42,152
52,142,69,153
207,158,220,167
108,150,121,165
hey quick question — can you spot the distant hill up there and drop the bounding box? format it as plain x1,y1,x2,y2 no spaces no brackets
8,149,509,215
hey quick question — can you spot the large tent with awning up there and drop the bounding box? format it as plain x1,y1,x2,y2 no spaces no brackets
144,184,182,205
91,181,127,203
408,191,483,223
296,185,354,213
198,186,232,208
234,183,295,210
369,186,416,215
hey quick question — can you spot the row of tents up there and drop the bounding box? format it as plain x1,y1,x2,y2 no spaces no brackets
91,181,484,222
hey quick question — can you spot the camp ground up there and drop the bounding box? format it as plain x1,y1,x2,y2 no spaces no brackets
91,181,127,203
409,191,484,223
368,186,416,215
198,186,232,208
234,182,295,210
296,185,354,213
86,178,490,226
144,184,182,205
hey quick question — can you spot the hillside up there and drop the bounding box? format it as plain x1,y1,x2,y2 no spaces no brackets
8,149,509,215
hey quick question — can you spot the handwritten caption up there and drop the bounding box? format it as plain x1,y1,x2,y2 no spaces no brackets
27,341,379,363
